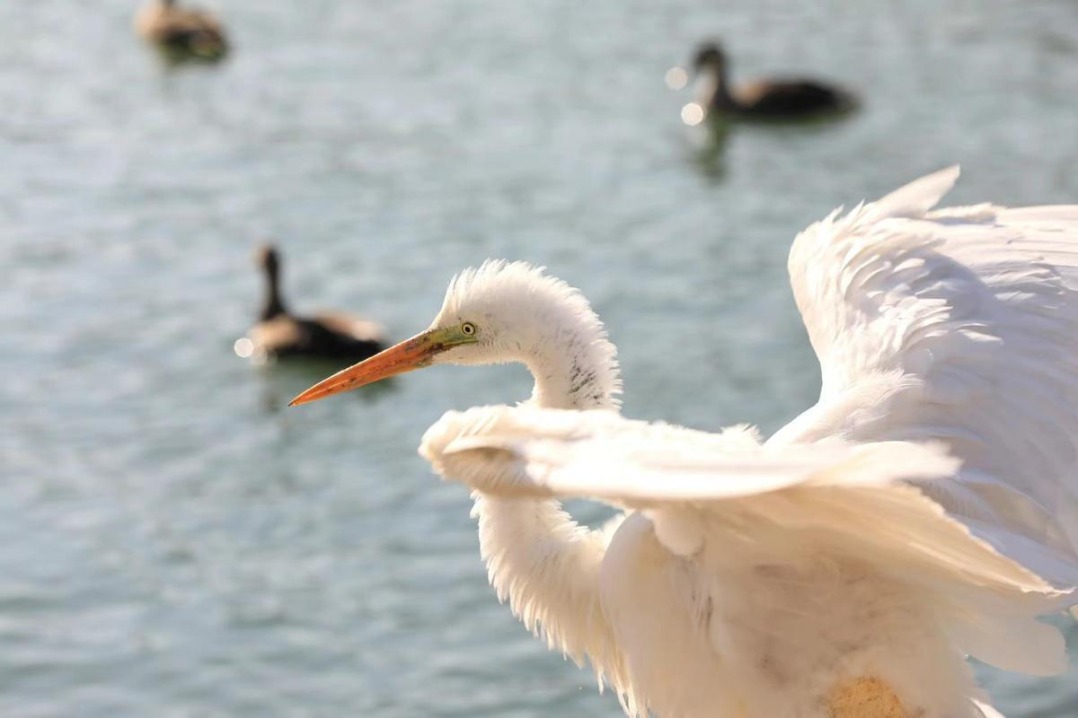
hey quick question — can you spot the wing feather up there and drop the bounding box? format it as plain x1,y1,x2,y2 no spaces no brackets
420,404,1073,676
421,405,958,505
779,168,1078,590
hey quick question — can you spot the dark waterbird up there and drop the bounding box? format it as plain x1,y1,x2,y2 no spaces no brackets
235,245,387,362
135,0,229,62
690,41,856,120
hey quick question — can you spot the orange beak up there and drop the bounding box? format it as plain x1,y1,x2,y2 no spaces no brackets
289,329,451,406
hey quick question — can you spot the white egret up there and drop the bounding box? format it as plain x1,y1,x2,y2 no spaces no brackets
291,168,1078,718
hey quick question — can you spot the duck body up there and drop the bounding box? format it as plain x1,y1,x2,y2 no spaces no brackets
135,0,228,61
250,311,386,361
693,42,856,120
242,245,387,362
718,78,855,118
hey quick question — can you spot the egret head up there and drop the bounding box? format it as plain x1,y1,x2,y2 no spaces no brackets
424,260,601,366
289,260,616,406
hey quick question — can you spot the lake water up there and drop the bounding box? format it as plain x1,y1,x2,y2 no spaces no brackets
3,0,1078,715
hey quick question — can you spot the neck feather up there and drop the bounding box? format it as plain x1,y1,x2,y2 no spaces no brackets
527,333,620,410
511,293,620,410
461,264,624,686
472,314,623,684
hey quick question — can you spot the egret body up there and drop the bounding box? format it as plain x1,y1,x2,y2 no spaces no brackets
292,169,1078,718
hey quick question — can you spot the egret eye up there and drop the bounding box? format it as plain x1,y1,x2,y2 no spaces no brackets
461,321,477,336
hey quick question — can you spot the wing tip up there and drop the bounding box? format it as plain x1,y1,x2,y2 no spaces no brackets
867,165,962,221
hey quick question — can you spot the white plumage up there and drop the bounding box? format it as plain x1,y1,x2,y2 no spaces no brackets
422,405,1070,716
291,168,1078,718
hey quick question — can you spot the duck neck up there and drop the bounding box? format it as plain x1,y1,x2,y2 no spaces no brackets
700,62,736,110
260,264,287,321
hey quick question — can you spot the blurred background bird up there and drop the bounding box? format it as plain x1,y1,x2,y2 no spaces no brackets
236,244,387,363
134,0,228,62
685,40,857,121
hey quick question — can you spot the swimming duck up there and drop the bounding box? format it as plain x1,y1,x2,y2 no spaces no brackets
238,245,387,362
135,0,229,61
691,41,856,119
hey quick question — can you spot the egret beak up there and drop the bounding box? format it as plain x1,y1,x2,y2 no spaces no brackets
289,329,451,406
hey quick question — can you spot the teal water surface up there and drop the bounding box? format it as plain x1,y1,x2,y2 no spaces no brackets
3,0,1078,715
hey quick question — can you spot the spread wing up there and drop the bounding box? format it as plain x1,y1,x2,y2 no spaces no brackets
776,167,1078,588
420,404,1072,677
421,405,956,506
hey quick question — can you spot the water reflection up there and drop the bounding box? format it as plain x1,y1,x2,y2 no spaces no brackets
687,119,731,182
684,104,858,182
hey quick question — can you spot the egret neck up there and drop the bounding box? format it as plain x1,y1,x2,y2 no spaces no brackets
526,330,620,411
